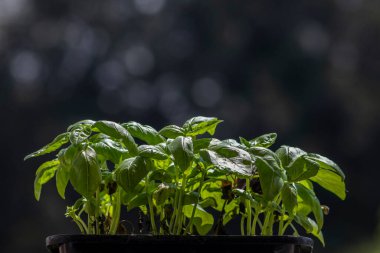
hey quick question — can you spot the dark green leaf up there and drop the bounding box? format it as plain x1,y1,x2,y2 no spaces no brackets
92,138,129,164
34,159,60,201
248,146,285,179
281,183,298,215
70,147,101,198
93,121,138,155
306,153,345,179
200,181,224,211
193,138,212,153
249,133,277,148
255,157,284,201
183,116,223,136
138,145,168,160
200,148,254,178
115,156,149,192
276,146,306,168
69,125,92,145
294,215,325,246
153,183,171,206
286,156,319,182
239,137,251,148
24,132,70,160
122,121,165,145
56,165,70,199
158,125,185,139
232,189,259,209
183,204,214,235
127,192,148,211
295,183,323,232
168,136,194,171
67,120,95,131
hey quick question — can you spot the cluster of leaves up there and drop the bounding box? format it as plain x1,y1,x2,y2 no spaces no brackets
25,116,346,244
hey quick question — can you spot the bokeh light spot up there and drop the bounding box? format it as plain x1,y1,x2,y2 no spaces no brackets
191,78,222,108
124,45,155,76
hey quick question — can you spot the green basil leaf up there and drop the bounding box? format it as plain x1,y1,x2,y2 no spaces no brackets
69,147,101,198
310,169,346,200
193,138,212,153
295,183,323,232
183,116,223,136
294,215,325,246
24,132,70,160
115,156,149,192
127,192,148,211
256,157,284,201
306,153,345,179
281,182,298,215
276,145,306,168
249,133,277,148
69,125,92,145
67,120,95,131
248,147,284,179
200,181,224,211
232,189,259,209
122,121,165,145
200,148,254,178
34,159,60,201
168,136,194,171
56,165,70,199
138,145,168,160
286,156,319,182
183,204,214,235
93,121,138,155
239,137,251,148
153,183,171,206
159,125,185,139
222,199,240,225
92,138,129,164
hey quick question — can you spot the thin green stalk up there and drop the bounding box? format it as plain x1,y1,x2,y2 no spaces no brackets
174,175,187,235
251,211,259,235
159,206,165,235
109,187,121,234
246,179,252,235
185,171,205,234
280,219,293,235
240,215,246,235
147,195,158,234
261,210,271,235
95,189,100,235
169,188,179,233
290,223,299,236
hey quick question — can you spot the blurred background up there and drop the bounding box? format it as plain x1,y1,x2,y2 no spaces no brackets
1,0,379,252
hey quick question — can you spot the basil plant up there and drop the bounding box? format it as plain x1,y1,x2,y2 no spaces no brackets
25,116,345,245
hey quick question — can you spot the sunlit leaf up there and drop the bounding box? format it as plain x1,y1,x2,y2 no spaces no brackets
25,133,69,160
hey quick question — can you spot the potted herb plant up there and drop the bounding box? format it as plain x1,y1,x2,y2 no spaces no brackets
25,116,346,253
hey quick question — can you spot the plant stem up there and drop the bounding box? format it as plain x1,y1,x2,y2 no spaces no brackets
240,215,246,235
185,171,205,234
251,211,259,235
95,189,100,235
169,188,179,233
109,187,121,235
245,179,252,235
261,210,271,235
147,196,157,234
174,175,187,235
280,219,293,235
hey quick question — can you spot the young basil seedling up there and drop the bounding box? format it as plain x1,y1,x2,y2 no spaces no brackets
25,116,346,245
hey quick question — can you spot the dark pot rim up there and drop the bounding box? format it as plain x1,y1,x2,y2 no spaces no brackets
47,234,313,251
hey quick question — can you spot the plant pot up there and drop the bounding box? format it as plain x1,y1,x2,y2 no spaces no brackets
46,234,314,253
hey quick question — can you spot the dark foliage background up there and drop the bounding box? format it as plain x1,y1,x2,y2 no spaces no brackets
1,0,379,252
